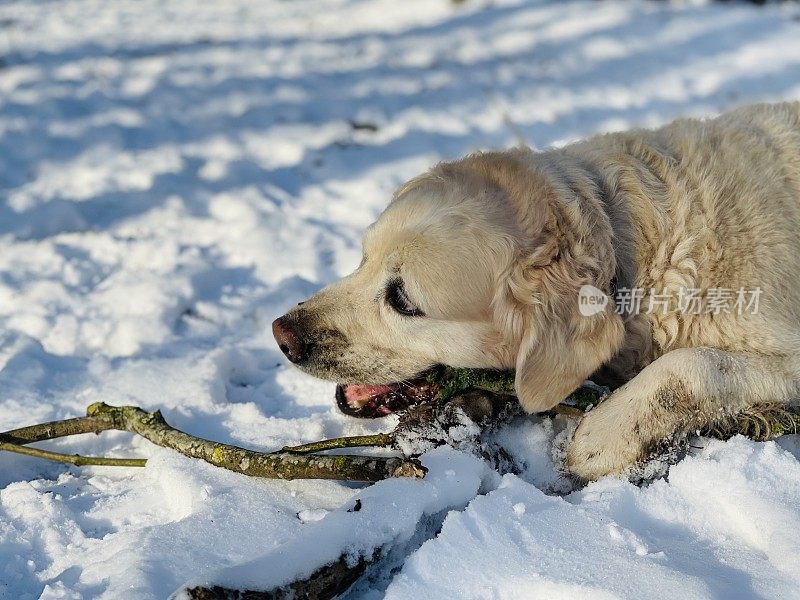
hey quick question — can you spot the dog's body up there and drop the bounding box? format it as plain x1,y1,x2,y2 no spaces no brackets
274,102,800,481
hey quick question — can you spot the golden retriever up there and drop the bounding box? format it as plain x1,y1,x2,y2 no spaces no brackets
273,102,800,482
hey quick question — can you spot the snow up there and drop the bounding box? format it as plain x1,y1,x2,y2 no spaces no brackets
178,448,490,597
385,439,800,600
1,0,800,598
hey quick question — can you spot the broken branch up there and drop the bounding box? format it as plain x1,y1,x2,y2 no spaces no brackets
187,552,374,600
0,402,425,483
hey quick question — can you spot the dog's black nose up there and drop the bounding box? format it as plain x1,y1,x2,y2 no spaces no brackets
272,316,310,364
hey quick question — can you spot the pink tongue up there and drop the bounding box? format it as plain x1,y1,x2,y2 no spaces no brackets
344,384,395,405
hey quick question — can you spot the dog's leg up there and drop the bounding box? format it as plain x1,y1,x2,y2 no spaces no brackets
566,347,800,482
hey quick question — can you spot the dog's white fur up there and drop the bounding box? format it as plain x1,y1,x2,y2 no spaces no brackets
282,102,800,481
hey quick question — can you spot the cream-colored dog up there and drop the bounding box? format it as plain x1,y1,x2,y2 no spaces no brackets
273,102,800,482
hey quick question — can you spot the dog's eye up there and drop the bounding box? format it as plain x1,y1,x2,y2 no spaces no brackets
386,280,424,317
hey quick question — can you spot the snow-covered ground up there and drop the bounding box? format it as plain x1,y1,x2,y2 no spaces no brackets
2,0,800,598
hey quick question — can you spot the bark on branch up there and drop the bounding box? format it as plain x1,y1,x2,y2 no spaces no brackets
0,402,425,483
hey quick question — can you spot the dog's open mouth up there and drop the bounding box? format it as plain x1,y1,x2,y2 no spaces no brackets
335,376,439,418
335,367,517,418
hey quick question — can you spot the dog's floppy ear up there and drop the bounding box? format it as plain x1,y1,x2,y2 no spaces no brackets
502,237,626,412
482,153,625,413
512,277,624,412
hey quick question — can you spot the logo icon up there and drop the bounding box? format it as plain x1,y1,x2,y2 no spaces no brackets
578,285,608,317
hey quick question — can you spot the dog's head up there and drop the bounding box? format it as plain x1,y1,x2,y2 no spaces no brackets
272,149,624,412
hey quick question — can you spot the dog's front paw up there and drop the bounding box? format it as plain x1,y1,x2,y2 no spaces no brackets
565,407,649,483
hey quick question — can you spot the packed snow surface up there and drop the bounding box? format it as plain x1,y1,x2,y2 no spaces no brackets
2,0,800,598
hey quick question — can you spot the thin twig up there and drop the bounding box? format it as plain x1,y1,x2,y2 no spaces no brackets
0,441,146,467
281,433,394,454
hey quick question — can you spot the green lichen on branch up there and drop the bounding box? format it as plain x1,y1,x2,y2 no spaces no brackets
568,386,605,411
426,366,516,402
426,366,598,410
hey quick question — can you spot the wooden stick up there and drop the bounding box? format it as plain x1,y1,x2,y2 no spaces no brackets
0,403,426,483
